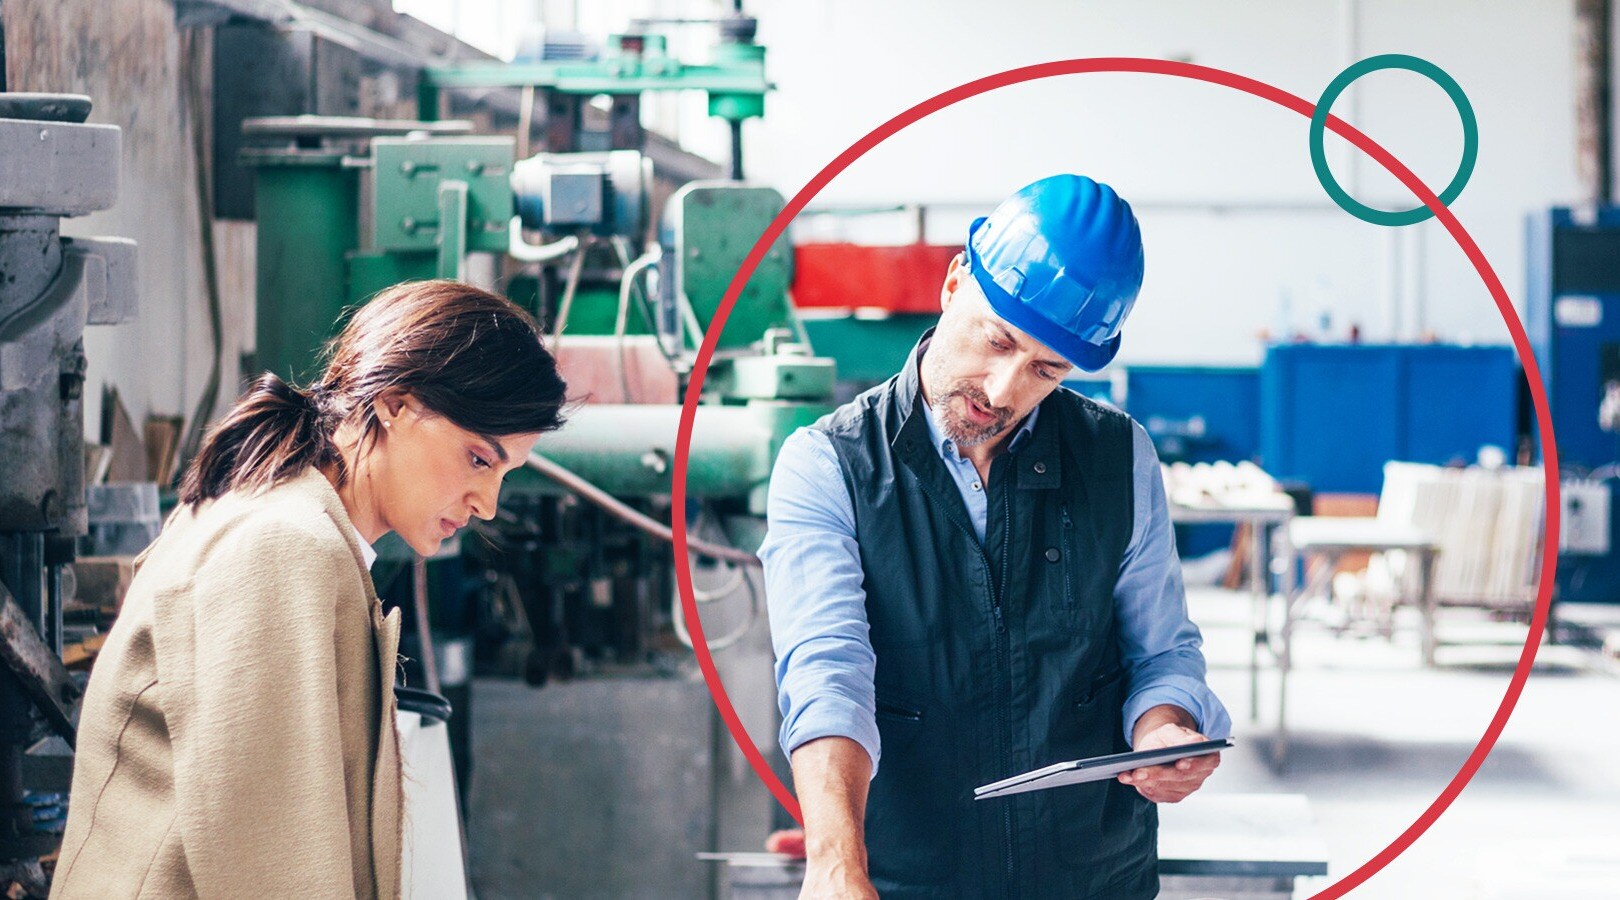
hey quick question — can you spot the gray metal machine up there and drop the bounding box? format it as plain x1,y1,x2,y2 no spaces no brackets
0,91,137,887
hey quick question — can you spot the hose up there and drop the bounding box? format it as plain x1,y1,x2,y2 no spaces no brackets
673,505,761,651
508,221,580,263
524,450,762,568
613,238,662,401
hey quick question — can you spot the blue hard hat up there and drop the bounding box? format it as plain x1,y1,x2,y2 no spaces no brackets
965,174,1144,372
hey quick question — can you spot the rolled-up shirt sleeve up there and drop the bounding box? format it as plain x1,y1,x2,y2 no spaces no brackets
759,428,882,775
1116,422,1234,745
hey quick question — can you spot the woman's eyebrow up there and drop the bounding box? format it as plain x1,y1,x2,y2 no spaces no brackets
476,434,509,463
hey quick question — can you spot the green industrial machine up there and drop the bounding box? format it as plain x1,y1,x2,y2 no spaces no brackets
240,20,822,893
238,15,832,672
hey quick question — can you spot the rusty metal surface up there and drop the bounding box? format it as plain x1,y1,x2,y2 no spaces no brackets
0,583,77,747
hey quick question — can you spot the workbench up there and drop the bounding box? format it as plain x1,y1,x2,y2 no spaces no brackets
709,793,1329,898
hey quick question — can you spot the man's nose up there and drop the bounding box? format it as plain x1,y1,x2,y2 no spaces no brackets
982,362,1022,410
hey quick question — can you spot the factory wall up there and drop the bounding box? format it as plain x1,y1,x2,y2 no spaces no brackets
741,0,1584,366
3,1,1585,423
3,0,241,436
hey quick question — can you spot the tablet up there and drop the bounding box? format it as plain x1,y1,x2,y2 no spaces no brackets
974,738,1234,800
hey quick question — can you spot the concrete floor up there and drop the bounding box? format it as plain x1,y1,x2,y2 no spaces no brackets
1191,586,1620,899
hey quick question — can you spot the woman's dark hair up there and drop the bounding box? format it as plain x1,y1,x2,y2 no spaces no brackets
179,280,568,506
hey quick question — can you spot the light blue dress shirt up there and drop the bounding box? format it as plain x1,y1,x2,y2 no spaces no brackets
760,388,1232,775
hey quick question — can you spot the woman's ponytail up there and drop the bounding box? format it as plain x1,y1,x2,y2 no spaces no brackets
177,373,338,507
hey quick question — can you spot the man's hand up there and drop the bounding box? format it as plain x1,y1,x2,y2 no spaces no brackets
1118,704,1221,803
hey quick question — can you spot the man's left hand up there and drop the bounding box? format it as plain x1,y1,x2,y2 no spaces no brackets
1119,704,1221,803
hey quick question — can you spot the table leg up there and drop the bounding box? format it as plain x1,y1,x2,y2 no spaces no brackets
1274,528,1298,774
1249,521,1266,724
1419,548,1439,667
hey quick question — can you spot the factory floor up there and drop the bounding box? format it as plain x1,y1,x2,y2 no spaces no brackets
1191,585,1620,899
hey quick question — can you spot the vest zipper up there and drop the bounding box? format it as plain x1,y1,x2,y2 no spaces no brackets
995,484,1014,891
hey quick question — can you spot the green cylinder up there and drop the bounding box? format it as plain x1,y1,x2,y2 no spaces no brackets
246,152,359,384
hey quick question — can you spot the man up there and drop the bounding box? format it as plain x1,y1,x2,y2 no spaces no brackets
759,174,1232,898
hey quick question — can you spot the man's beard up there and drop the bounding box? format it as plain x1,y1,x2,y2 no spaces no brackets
931,381,1013,449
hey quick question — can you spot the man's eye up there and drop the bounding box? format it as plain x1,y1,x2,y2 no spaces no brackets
471,453,491,469
989,338,1012,351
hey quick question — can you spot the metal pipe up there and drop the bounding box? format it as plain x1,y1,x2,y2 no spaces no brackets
729,119,744,181
525,450,762,567
412,557,442,694
1575,0,1614,205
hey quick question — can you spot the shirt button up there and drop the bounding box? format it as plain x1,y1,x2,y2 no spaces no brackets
971,481,982,491
1033,461,1048,474
1045,547,1061,563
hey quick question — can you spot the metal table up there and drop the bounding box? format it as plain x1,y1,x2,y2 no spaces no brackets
1277,516,1440,770
1169,501,1296,750
709,793,1329,899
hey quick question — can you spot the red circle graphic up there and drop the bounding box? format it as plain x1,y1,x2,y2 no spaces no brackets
669,57,1559,899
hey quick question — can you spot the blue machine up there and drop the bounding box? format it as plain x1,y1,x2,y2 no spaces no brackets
1526,207,1620,603
1116,367,1262,559
1526,207,1620,471
1123,366,1261,465
1260,344,1518,494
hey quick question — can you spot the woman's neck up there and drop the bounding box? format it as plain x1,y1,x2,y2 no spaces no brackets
321,429,385,544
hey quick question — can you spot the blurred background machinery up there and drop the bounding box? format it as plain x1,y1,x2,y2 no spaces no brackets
0,90,136,891
230,12,829,895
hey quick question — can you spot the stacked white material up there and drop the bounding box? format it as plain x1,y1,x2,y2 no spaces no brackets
1161,460,1291,511
1368,462,1545,611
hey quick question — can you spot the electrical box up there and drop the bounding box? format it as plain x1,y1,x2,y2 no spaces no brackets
1560,479,1611,555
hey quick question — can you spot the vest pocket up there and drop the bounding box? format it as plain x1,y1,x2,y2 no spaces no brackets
1049,671,1157,874
865,697,959,883
1046,503,1106,634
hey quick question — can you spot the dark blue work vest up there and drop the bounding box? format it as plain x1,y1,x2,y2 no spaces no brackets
813,338,1157,898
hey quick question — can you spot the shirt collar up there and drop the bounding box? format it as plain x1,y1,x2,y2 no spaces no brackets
347,520,378,569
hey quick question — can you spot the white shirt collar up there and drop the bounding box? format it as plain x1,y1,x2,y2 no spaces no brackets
348,520,377,569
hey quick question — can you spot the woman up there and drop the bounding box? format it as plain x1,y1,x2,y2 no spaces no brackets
51,280,567,899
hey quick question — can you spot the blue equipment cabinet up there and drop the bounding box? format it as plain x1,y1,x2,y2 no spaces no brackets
1526,207,1620,471
1260,344,1517,494
1123,366,1261,465
1526,207,1620,604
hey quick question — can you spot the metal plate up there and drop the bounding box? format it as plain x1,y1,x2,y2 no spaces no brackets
371,137,514,254
0,120,120,215
666,182,794,351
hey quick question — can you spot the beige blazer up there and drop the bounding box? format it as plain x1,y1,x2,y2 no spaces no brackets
51,468,404,899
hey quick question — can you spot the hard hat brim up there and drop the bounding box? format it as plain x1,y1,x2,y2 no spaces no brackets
966,220,1123,373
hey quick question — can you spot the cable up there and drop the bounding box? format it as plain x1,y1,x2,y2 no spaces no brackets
674,565,758,651
550,235,589,346
524,450,762,567
173,27,225,485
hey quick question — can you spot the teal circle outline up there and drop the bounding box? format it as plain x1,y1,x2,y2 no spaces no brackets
1309,54,1478,226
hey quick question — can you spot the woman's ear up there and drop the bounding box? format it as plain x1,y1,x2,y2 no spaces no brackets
374,388,410,429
